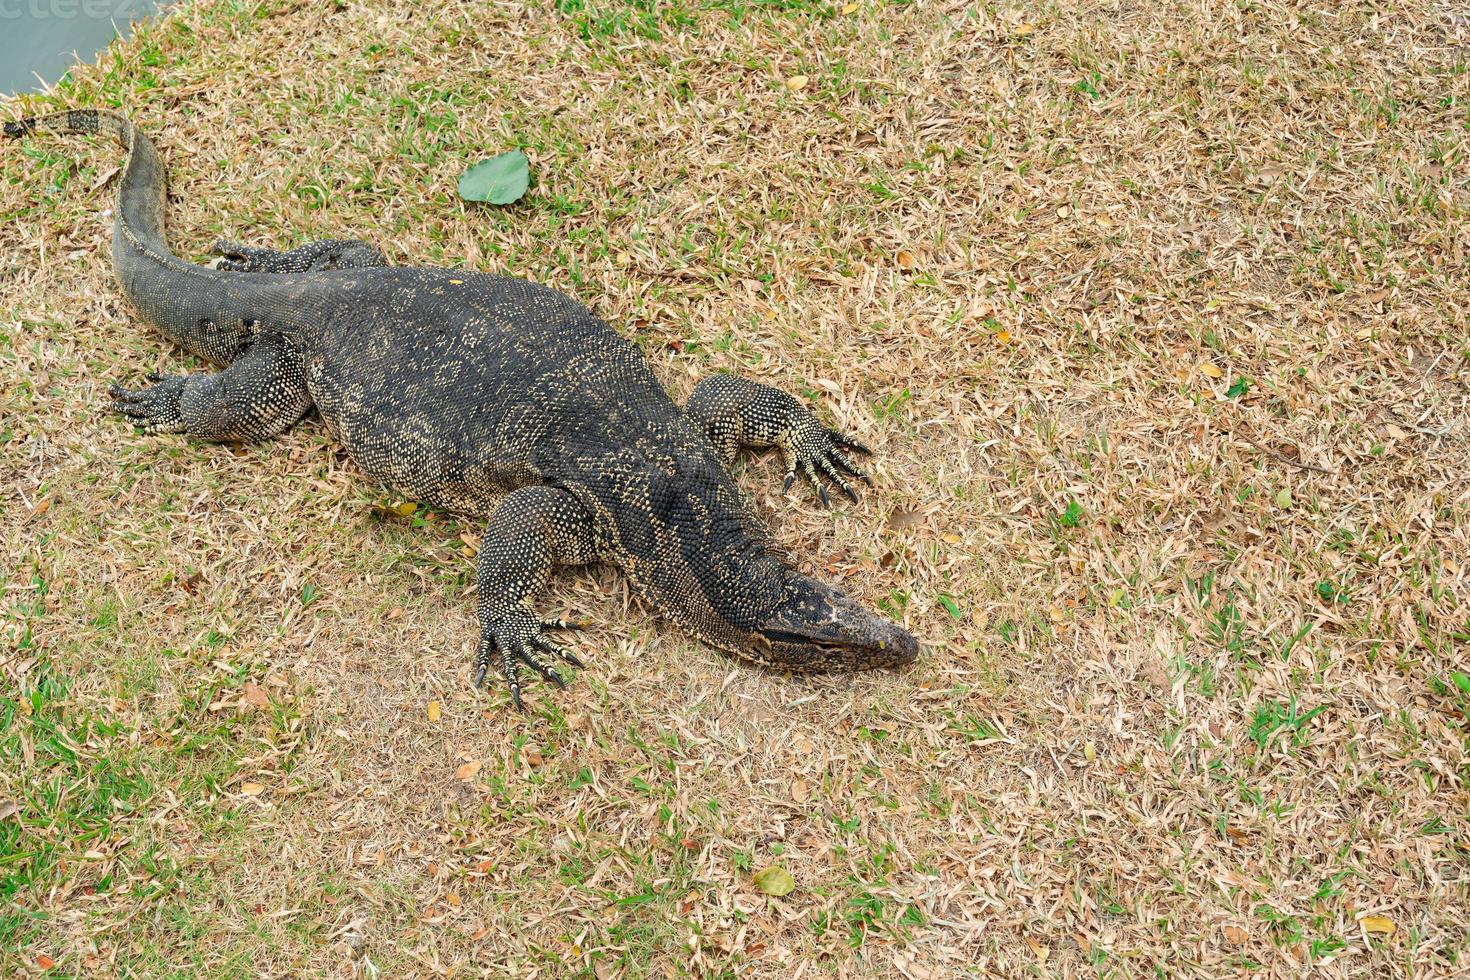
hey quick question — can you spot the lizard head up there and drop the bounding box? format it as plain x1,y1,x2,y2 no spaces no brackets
597,455,919,672
749,570,919,671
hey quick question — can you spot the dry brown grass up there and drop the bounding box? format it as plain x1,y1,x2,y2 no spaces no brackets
3,0,1469,976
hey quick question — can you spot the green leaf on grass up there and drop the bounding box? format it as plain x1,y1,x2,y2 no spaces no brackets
458,151,530,205
937,594,962,620
754,866,796,897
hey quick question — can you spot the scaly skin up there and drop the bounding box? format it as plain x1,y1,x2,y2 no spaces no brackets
5,110,919,709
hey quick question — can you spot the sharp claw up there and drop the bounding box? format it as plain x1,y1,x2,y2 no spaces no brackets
146,371,164,382
817,482,831,509
533,636,584,670
815,454,859,504
510,684,525,711
546,668,566,689
473,662,488,689
782,473,796,493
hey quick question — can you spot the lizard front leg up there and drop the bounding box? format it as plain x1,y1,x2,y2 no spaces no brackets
108,332,312,441
474,486,601,709
685,374,873,508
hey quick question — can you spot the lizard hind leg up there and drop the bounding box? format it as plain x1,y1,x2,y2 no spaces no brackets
208,237,385,273
109,332,312,441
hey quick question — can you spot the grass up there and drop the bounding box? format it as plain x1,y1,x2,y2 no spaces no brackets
2,0,1469,975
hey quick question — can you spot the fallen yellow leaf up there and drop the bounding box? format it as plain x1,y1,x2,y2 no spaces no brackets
456,760,482,782
1013,23,1037,36
896,250,916,270
1198,363,1223,378
392,501,417,517
841,2,858,12
1360,915,1396,936
996,329,1013,343
427,700,442,723
240,782,265,797
784,75,808,91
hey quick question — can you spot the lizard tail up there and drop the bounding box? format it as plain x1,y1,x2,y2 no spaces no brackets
5,109,172,258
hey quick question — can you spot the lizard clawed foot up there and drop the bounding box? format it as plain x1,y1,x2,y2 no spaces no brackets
109,375,188,433
472,610,587,710
781,422,874,509
208,239,268,272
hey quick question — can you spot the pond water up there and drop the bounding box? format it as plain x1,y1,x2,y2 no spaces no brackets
1,0,165,95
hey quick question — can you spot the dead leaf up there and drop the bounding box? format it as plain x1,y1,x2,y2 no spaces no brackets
995,328,1013,343
427,700,442,723
841,2,858,12
1012,22,1037,37
1199,363,1223,378
0,799,17,821
790,779,809,803
784,75,808,91
90,164,120,191
456,760,482,782
239,782,265,797
523,745,544,767
29,497,51,518
1223,925,1249,944
241,682,270,709
888,507,924,530
36,954,54,970
896,249,916,270
1360,915,1396,936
